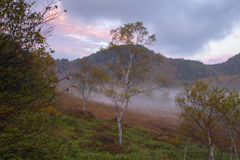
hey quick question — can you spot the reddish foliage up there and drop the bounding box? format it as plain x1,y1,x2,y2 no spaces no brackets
111,116,117,122
64,108,85,118
91,133,117,145
64,108,96,120
85,111,96,119
84,115,92,121
95,123,112,132
101,143,123,155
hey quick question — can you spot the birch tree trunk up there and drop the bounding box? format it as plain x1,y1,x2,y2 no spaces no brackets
221,151,224,160
230,128,238,160
184,138,191,160
208,132,214,160
233,139,238,160
230,143,233,160
233,131,238,160
83,99,86,111
220,140,224,160
117,118,123,146
117,101,129,146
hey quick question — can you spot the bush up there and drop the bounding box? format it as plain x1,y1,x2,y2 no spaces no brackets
64,108,96,120
91,133,117,145
111,116,118,122
65,108,85,118
85,110,96,119
95,124,112,132
102,143,123,155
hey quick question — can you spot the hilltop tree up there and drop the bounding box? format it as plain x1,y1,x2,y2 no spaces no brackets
175,81,240,160
102,22,167,146
71,59,107,111
0,0,66,158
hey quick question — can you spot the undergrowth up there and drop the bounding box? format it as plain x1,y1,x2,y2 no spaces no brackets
38,92,236,160
49,108,213,160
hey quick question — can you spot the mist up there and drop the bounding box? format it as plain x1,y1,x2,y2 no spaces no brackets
60,82,183,111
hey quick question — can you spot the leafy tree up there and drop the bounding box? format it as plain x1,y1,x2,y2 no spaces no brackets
71,59,107,111
102,22,167,146
159,90,172,106
175,81,240,160
0,0,66,158
221,90,240,160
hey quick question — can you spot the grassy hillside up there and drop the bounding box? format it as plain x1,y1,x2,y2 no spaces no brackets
49,90,233,159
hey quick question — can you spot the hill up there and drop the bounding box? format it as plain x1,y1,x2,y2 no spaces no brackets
55,46,240,88
210,53,240,76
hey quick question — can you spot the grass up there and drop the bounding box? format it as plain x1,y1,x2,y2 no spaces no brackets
51,91,235,159
55,90,180,132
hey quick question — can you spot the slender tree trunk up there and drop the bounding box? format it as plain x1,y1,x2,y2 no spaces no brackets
233,139,238,160
116,100,129,146
220,141,224,160
184,138,191,160
220,151,224,160
229,128,238,160
233,131,238,160
230,142,233,160
117,117,122,146
83,99,86,111
208,132,214,160
210,146,215,160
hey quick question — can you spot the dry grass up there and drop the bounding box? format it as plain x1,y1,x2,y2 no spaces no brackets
54,90,181,132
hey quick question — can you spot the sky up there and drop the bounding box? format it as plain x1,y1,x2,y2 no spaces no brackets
42,0,240,64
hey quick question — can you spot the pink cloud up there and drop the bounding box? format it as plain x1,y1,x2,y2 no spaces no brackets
52,13,111,41
233,33,240,39
200,54,235,64
47,7,117,60
78,51,88,57
64,46,73,52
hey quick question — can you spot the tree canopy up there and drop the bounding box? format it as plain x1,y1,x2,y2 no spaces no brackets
102,21,167,146
175,81,240,159
71,59,107,111
0,0,65,158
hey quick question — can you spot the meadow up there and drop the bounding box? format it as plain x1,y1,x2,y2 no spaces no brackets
50,91,230,160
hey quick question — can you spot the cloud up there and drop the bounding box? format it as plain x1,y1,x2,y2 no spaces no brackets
233,33,240,39
60,0,240,58
45,5,115,60
33,0,240,63
200,54,235,64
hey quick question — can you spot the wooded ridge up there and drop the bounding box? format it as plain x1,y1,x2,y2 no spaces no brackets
55,45,240,88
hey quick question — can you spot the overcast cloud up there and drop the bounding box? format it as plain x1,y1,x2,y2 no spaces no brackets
45,0,240,64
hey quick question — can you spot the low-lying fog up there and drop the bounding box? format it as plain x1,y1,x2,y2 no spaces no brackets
61,83,182,110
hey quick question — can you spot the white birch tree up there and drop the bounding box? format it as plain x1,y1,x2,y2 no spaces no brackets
71,59,107,111
175,81,240,160
102,22,167,146
224,90,240,160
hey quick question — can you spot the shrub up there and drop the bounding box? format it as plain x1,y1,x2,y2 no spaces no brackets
91,133,117,145
102,143,123,155
65,108,85,118
95,124,112,132
85,111,96,119
64,109,96,120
